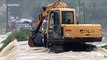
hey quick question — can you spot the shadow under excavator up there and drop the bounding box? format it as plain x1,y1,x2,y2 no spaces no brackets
63,43,96,52
49,43,96,53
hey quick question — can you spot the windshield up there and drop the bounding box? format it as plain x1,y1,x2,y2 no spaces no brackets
62,11,74,24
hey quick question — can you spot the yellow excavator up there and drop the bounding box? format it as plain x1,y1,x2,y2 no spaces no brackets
28,0,102,51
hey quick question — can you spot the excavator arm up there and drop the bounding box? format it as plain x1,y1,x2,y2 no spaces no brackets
29,0,68,47
33,0,68,33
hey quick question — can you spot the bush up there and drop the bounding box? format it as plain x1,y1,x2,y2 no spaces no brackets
13,28,32,41
0,35,12,52
0,28,32,52
102,45,107,49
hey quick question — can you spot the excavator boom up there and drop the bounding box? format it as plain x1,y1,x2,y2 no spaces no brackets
29,0,69,47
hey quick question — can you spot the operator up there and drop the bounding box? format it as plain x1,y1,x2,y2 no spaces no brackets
66,19,71,24
42,17,48,33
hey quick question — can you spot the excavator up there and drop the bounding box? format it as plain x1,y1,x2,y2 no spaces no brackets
28,0,102,51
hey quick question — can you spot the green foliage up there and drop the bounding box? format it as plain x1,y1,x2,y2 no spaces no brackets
0,35,12,52
13,28,31,41
102,45,107,49
0,28,31,52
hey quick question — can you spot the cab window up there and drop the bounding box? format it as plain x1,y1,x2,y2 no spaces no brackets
62,11,74,24
50,11,59,28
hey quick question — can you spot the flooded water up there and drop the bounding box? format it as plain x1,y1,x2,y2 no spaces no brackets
16,41,107,60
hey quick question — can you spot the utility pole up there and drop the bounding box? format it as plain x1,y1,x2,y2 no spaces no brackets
79,0,80,20
83,2,85,24
6,0,8,33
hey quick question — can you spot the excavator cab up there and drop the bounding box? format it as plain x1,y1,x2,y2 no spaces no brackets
46,8,76,45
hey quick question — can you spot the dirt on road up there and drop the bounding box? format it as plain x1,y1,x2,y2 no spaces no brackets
16,41,107,60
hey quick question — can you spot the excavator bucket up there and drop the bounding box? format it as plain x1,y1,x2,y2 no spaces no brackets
28,36,35,47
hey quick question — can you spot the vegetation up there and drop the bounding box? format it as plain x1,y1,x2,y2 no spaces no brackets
0,28,31,52
102,45,107,49
0,35,12,52
13,28,32,41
